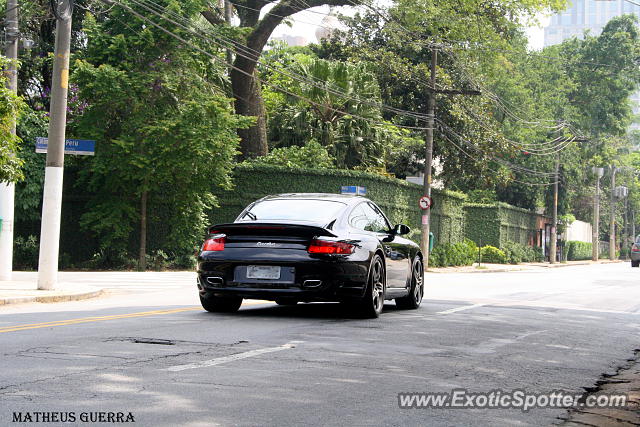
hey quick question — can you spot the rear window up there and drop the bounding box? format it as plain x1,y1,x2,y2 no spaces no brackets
238,199,347,223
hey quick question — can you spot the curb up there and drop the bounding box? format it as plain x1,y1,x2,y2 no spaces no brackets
427,259,624,274
427,268,528,274
0,289,104,306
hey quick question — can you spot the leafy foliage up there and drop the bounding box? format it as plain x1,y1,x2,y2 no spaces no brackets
263,50,412,169
480,245,507,264
70,3,250,261
13,234,38,270
14,109,48,220
565,241,592,261
429,239,478,267
243,140,335,169
0,56,26,183
500,241,544,264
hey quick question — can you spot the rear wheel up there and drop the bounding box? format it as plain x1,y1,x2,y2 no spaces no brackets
355,255,385,318
200,294,242,313
632,260,639,268
396,257,424,310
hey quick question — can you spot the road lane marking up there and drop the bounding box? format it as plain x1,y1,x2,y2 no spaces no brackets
167,341,300,372
436,303,486,315
0,301,272,334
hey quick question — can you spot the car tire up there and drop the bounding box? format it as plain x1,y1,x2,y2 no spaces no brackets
200,293,243,313
275,298,298,305
395,257,424,310
355,254,386,318
632,260,639,268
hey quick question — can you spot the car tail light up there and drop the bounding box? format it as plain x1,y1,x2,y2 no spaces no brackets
308,239,355,254
202,234,226,251
633,244,639,252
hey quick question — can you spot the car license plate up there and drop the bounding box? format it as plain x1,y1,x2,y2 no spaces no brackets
246,265,281,280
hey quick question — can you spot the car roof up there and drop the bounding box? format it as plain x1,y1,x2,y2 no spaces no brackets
257,193,371,206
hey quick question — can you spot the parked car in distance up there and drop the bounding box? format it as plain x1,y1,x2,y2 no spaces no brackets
631,235,640,267
197,193,424,318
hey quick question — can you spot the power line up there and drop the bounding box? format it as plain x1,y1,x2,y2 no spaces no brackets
440,132,560,187
96,0,435,132
128,0,433,123
436,118,558,177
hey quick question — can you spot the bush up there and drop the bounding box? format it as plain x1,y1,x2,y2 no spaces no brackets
14,235,39,270
480,245,507,264
523,245,545,263
500,242,544,264
429,239,478,267
146,250,170,271
242,140,335,169
620,247,630,259
565,241,592,261
501,241,525,264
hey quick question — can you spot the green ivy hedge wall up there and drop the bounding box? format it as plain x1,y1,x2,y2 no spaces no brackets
209,164,468,245
464,203,541,248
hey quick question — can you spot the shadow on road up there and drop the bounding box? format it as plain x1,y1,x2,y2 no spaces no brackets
224,301,406,321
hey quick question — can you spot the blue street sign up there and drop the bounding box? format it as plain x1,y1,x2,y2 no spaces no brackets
36,137,95,156
341,185,366,195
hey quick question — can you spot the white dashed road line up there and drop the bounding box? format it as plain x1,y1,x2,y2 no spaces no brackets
436,303,486,315
166,341,303,372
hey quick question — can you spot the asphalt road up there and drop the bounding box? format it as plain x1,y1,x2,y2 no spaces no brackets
1,263,639,426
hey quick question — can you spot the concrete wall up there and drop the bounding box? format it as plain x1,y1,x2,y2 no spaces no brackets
564,220,592,243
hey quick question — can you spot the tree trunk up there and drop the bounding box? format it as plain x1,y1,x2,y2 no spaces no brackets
138,190,148,271
210,0,359,159
231,67,268,159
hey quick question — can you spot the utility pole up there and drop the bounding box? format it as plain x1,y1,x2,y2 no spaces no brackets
592,167,603,261
421,48,437,269
624,193,629,255
420,47,481,269
632,207,636,243
37,7,72,290
609,166,617,261
550,154,560,264
0,0,19,281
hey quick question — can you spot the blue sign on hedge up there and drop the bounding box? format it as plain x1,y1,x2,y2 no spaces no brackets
36,137,95,156
341,185,366,195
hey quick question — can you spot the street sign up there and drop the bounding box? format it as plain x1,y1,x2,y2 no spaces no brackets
419,195,433,210
341,185,366,196
36,137,95,156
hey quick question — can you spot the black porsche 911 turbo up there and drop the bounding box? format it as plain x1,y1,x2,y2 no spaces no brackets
196,193,423,318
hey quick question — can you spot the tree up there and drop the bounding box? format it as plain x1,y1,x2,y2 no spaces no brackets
202,0,362,159
264,53,396,168
72,3,250,269
0,56,25,183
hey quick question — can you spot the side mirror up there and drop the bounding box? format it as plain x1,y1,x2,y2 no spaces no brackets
393,224,411,236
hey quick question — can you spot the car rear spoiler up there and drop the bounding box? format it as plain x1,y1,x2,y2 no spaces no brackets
207,223,337,238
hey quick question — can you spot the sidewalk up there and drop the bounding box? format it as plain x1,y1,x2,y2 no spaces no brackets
0,275,103,305
561,350,640,425
427,259,624,274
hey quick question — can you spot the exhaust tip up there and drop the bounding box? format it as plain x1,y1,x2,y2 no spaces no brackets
303,280,322,288
206,277,224,286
